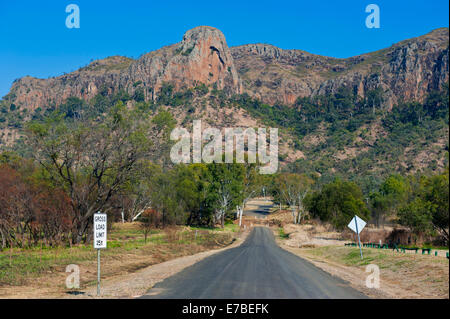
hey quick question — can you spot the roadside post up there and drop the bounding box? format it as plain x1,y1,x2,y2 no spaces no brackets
93,212,107,296
347,215,366,260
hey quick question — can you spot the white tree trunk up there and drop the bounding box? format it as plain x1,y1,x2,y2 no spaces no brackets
239,207,243,227
291,207,297,224
132,209,145,221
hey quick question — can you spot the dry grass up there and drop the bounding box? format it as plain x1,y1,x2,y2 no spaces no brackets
0,222,239,298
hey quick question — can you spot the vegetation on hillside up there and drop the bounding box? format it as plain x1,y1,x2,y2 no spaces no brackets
0,81,448,248
234,83,448,192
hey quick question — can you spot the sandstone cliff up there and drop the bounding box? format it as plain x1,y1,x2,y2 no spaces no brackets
231,28,449,106
3,27,449,111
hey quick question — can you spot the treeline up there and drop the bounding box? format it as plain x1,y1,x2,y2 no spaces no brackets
2,145,447,249
0,157,261,248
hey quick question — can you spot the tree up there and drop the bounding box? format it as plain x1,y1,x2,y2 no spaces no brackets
148,168,188,227
275,173,313,224
208,162,244,228
150,110,177,168
306,179,369,230
133,87,145,102
26,102,170,244
59,97,87,120
398,170,449,244
366,87,384,114
140,209,161,243
398,198,433,238
0,164,75,248
121,161,161,222
369,191,389,227
425,171,449,243
424,83,449,120
0,164,34,248
173,164,213,227
240,162,261,209
375,174,410,225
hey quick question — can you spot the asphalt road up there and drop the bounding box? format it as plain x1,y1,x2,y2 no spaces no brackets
142,227,367,299
242,199,273,219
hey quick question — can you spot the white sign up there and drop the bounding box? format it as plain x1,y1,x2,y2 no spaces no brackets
94,213,107,249
348,215,366,234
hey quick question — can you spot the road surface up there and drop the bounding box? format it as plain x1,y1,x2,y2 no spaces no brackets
142,227,367,299
242,198,273,219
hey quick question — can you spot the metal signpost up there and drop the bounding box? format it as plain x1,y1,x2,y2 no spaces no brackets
94,212,107,296
347,215,366,259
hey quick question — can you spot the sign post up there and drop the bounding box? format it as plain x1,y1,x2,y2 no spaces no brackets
93,212,107,296
347,215,366,259
97,249,101,296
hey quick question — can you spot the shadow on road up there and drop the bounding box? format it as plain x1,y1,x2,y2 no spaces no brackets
243,198,274,219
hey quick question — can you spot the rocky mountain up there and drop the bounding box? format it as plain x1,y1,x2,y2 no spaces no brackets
3,26,448,111
5,26,242,111
1,26,448,187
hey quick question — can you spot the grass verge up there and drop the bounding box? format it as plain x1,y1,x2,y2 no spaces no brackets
298,246,449,298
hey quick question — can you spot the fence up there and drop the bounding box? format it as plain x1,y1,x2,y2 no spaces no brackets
344,242,449,258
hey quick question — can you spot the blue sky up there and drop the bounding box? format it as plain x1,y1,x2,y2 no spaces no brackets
0,0,448,97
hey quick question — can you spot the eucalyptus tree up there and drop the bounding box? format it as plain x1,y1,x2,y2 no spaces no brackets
26,102,173,243
275,173,313,224
208,162,244,228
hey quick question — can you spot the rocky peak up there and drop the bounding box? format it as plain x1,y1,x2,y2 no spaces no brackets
152,26,242,95
126,26,242,100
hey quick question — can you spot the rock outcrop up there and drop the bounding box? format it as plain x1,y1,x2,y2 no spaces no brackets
127,26,242,99
231,28,449,106
3,27,448,111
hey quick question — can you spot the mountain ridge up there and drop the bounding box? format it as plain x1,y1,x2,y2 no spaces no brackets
4,26,448,111
0,27,448,187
